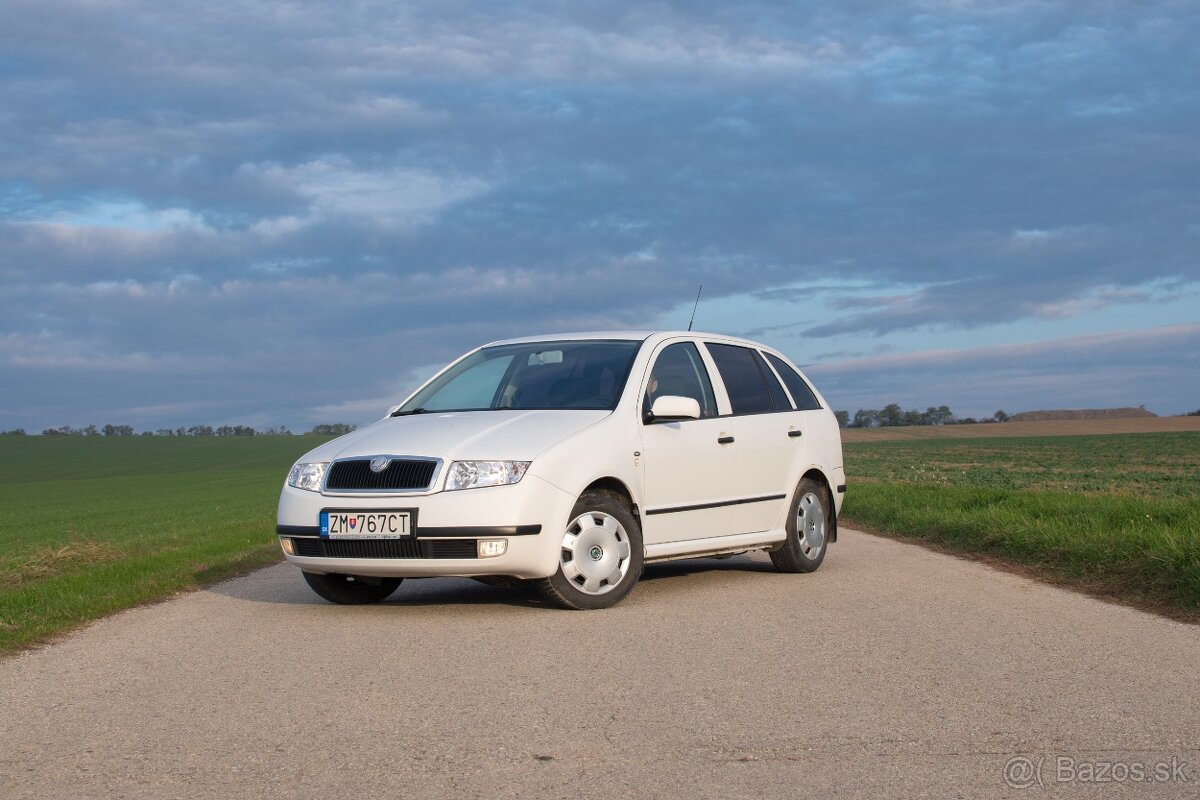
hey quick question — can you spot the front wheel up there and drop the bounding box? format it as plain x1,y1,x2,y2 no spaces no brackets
770,478,830,573
302,571,402,604
536,490,644,610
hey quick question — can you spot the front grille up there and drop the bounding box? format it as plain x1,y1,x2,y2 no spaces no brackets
325,458,438,491
291,537,476,559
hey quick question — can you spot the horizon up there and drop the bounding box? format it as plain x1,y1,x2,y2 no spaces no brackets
9,401,1196,437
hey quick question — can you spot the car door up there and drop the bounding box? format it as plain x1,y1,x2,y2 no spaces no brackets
638,341,737,545
703,343,802,534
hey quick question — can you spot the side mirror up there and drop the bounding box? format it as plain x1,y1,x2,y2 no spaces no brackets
649,395,701,421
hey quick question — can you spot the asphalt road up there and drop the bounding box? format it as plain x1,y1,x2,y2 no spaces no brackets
2,529,1197,799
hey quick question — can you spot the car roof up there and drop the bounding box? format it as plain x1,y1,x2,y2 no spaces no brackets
484,330,777,351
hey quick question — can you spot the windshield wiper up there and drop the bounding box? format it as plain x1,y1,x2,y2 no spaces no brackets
391,407,428,417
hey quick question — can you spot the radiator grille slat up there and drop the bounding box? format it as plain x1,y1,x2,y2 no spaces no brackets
290,538,476,559
427,540,478,559
325,458,438,491
324,538,423,558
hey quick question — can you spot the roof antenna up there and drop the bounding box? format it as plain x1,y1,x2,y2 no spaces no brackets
687,284,703,331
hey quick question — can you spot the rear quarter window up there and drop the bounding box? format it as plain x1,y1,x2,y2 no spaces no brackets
753,350,793,410
764,352,822,411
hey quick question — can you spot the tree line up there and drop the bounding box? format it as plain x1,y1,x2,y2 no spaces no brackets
5,408,1195,437
0,424,357,437
833,405,1011,429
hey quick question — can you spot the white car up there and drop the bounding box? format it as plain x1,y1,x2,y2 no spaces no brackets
277,331,845,609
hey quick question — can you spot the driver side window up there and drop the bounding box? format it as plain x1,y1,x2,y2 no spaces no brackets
644,342,718,421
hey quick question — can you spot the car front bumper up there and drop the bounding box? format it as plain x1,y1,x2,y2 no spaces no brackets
275,473,574,580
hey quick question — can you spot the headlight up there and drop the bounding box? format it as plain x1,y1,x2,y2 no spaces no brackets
287,462,327,492
444,460,531,491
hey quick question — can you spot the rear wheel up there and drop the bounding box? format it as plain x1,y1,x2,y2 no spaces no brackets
302,571,402,604
537,490,643,610
770,478,830,573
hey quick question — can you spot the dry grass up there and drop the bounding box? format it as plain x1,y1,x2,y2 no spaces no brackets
841,416,1200,442
0,542,123,588
1009,406,1155,422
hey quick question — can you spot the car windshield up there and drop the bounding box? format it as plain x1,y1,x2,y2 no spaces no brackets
395,340,642,414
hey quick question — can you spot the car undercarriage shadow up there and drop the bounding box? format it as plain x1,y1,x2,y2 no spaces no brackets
210,553,781,609
208,569,552,608
639,553,779,582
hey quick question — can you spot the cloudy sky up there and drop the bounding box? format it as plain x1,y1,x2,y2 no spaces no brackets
2,0,1197,431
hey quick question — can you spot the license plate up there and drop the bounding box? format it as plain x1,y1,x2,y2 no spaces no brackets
320,510,413,539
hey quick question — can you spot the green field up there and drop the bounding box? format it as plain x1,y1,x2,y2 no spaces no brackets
0,436,321,653
2,430,1197,654
841,432,1200,619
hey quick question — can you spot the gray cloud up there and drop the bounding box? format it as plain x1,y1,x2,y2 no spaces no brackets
806,323,1200,417
0,0,1197,429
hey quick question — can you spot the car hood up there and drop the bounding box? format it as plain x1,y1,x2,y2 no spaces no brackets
297,409,613,464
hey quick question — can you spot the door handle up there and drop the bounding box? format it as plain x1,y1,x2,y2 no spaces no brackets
788,430,803,438
717,435,735,445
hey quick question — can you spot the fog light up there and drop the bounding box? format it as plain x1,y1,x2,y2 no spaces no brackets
477,539,508,558
280,538,296,555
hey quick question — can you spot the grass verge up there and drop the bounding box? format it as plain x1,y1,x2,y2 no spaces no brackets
0,436,325,654
842,432,1200,621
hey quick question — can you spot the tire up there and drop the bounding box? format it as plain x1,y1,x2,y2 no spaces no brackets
302,571,402,604
536,490,644,610
770,478,830,573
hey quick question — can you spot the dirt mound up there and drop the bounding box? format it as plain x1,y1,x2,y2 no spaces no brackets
1008,407,1156,422
841,416,1200,442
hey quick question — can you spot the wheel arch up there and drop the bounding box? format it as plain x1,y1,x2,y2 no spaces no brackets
582,476,641,525
799,467,838,543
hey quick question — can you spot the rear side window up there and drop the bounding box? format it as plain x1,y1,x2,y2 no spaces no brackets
764,352,822,411
706,343,774,414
